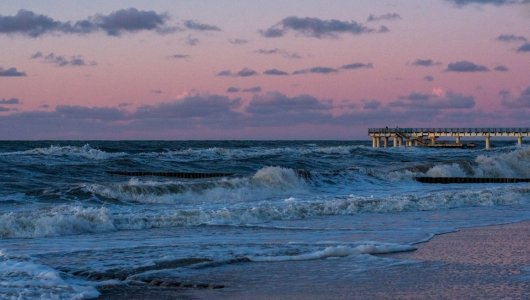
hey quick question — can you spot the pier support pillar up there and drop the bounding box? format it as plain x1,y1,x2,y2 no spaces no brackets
485,135,491,149
372,137,376,148
518,136,523,146
406,139,412,147
393,136,398,147
383,137,388,148
456,136,461,145
430,137,436,146
397,138,403,147
375,137,380,148
414,139,418,146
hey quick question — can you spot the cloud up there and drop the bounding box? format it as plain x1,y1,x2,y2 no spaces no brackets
217,68,258,77
424,75,435,81
228,38,248,45
226,86,239,93
411,59,442,67
263,69,289,76
167,54,190,59
362,99,382,109
184,20,221,31
501,86,530,108
259,16,387,38
340,62,373,70
293,66,338,75
151,89,163,94
389,91,475,109
517,43,530,52
446,60,490,72
185,35,200,46
242,86,262,93
255,48,301,59
0,67,26,77
0,8,173,37
496,34,528,42
0,107,10,112
494,65,509,72
0,98,20,104
367,13,402,22
31,52,96,67
446,0,528,6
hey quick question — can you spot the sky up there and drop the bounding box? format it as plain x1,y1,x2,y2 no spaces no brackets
0,0,529,140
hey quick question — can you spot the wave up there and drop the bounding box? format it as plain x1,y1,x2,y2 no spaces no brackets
386,146,530,180
1,187,525,239
0,144,125,160
0,251,99,300
247,243,416,262
146,145,362,162
84,166,308,204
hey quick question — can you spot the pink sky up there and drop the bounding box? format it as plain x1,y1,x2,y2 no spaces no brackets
0,0,529,139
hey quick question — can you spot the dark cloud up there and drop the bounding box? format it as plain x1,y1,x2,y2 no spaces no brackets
390,91,475,109
411,59,442,67
167,54,190,59
0,107,10,112
185,35,200,46
494,65,509,72
151,90,163,94
424,75,435,81
501,86,530,108
92,8,172,36
263,69,289,76
293,66,338,75
0,67,26,77
184,20,221,31
135,94,241,122
226,86,239,93
362,99,381,110
55,105,127,121
446,0,528,6
242,86,262,93
340,62,373,70
0,8,173,37
446,60,490,72
0,98,20,104
31,52,96,67
255,48,301,59
496,34,527,42
246,92,333,125
517,43,530,52
217,68,258,77
367,13,401,22
228,38,248,45
259,16,387,38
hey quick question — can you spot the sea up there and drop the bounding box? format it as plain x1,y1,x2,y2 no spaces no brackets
0,140,529,299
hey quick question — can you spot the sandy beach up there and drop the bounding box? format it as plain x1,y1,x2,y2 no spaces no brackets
96,220,530,299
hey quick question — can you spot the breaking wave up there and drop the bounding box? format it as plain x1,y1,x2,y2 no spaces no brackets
84,166,307,204
1,187,524,239
0,144,125,160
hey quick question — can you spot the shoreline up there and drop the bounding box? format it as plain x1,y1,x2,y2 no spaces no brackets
95,220,530,299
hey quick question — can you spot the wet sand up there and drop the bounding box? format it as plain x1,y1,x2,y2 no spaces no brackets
96,221,530,299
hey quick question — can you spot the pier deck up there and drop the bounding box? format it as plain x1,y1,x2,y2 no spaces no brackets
368,128,529,149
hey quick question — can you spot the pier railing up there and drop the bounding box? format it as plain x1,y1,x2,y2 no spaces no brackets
368,128,530,134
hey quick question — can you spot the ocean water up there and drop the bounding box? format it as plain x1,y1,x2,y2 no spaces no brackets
0,140,529,299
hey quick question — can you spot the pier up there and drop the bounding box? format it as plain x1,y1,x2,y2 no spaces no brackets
368,128,529,149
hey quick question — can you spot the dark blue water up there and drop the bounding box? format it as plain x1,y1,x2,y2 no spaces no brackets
0,141,529,299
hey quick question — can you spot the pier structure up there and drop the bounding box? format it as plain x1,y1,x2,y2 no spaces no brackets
368,128,529,149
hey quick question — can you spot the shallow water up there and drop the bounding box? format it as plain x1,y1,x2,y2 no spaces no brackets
0,141,529,299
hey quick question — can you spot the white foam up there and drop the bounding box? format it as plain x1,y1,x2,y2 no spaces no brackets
248,243,415,262
0,206,115,238
0,254,99,300
0,144,125,160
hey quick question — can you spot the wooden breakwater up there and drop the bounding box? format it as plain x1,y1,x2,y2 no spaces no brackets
416,177,530,184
